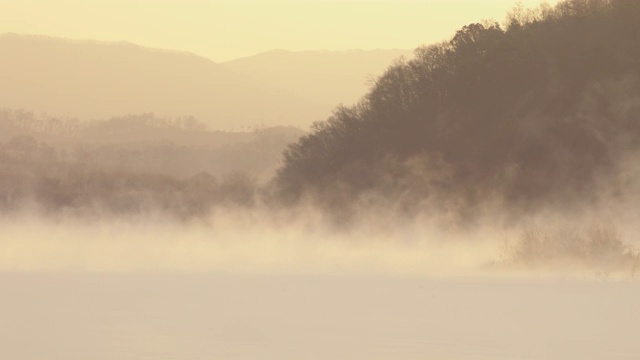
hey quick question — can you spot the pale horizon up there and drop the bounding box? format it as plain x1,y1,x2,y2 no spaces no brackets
0,0,557,62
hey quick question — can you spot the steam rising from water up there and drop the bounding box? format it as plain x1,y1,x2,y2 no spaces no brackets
0,212,500,276
2,207,638,279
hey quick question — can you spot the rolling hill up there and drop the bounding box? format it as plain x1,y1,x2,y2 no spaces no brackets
0,34,328,130
0,34,412,130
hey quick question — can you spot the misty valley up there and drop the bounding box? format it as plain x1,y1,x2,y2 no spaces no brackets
2,0,640,359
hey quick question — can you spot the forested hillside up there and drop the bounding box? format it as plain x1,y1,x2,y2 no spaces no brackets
274,0,640,220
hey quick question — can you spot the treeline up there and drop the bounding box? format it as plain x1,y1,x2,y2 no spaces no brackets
273,0,640,221
0,111,303,217
0,165,258,218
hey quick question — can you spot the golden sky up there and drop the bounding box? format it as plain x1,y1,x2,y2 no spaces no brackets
0,0,555,61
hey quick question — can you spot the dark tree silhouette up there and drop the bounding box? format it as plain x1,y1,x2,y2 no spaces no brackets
274,0,640,219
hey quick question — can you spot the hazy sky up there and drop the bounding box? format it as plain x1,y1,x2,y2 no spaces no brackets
1,0,555,62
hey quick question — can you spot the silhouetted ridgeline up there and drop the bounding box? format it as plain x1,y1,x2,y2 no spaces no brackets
0,111,302,217
273,0,640,221
0,34,329,130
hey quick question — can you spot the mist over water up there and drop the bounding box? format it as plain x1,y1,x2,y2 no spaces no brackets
4,169,639,360
2,208,640,360
1,199,639,278
0,210,492,275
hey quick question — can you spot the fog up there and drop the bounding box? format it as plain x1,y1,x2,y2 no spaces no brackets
0,211,498,275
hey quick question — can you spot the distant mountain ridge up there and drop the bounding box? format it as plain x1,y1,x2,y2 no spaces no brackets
0,33,328,130
224,48,413,108
0,33,411,130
